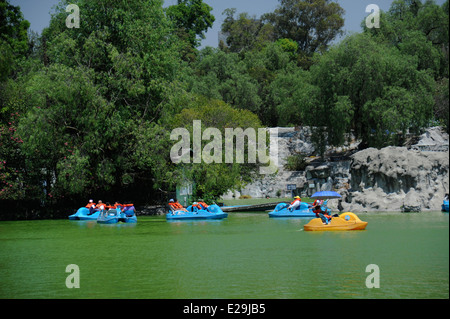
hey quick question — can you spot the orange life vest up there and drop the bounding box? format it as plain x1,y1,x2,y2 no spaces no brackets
168,202,177,209
314,207,331,219
169,202,184,210
198,202,209,208
96,203,106,209
290,199,301,205
86,202,96,208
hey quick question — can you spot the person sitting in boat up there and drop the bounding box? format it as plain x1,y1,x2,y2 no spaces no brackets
168,199,187,214
191,202,202,212
85,199,96,208
288,196,302,211
86,199,97,215
313,205,331,225
122,202,136,217
197,199,209,210
312,199,323,207
96,200,106,212
112,202,123,210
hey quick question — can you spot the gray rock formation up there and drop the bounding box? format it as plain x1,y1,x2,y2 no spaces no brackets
333,147,449,212
223,127,354,199
411,126,449,152
222,126,449,212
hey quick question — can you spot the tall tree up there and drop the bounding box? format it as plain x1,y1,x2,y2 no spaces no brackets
262,0,344,66
166,0,215,47
0,0,30,57
220,9,275,54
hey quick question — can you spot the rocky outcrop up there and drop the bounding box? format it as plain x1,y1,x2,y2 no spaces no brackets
332,147,449,212
222,126,449,212
410,126,449,152
222,127,355,199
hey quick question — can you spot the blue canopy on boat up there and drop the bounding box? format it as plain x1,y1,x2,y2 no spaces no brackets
311,191,342,200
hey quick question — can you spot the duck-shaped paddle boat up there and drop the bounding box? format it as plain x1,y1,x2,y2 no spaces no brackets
304,212,368,231
68,207,100,221
269,202,325,218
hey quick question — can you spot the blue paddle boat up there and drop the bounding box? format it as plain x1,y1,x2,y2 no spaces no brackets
269,202,324,218
166,204,228,220
442,200,449,212
97,208,120,224
97,207,137,224
68,207,100,220
120,205,138,223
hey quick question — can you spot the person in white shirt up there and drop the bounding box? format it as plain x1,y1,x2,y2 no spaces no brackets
288,196,302,211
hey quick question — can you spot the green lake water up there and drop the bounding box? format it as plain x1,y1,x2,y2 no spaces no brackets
0,212,448,299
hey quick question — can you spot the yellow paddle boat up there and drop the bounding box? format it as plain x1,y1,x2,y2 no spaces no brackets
304,212,368,231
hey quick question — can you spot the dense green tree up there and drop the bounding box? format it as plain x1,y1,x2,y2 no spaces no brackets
9,0,187,203
166,0,215,47
242,41,297,126
16,64,117,199
43,0,183,115
364,0,449,78
363,0,449,131
168,96,266,200
187,42,300,126
220,9,274,54
267,64,318,127
186,47,262,115
308,33,435,149
0,0,30,57
434,77,449,131
0,0,33,201
262,0,344,67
